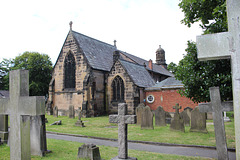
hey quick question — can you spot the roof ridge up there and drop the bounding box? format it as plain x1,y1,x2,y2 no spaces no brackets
72,30,115,48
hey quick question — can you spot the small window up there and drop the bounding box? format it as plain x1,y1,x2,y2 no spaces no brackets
146,95,155,103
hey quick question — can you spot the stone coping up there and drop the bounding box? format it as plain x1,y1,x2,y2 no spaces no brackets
46,131,235,152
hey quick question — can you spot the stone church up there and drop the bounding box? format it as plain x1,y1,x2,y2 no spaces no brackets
47,22,173,117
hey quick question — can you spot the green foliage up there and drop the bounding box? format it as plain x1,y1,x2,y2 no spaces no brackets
167,62,178,74
175,41,232,102
179,0,227,34
177,0,232,102
0,58,14,90
0,52,53,96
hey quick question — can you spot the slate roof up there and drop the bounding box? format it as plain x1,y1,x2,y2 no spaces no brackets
72,31,173,77
0,90,9,98
119,60,155,88
145,77,184,91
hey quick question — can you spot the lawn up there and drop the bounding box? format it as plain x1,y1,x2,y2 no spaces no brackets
45,114,235,148
0,139,214,160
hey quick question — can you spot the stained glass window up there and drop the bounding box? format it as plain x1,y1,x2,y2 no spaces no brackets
64,53,76,89
112,76,124,101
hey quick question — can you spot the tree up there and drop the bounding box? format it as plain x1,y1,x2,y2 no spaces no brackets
0,58,14,90
179,0,227,34
175,0,232,102
0,52,53,96
175,41,232,103
167,62,178,74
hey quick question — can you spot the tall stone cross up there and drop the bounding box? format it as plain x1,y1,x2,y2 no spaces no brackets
199,87,233,160
196,0,240,158
173,103,181,114
0,70,45,160
109,103,137,160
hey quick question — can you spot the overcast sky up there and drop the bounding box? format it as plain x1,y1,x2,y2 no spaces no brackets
0,0,202,65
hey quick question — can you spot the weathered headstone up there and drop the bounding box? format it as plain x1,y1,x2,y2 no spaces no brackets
53,106,58,117
170,103,184,132
184,107,192,120
0,70,45,160
0,115,8,143
68,105,75,119
141,106,154,130
196,0,240,157
180,110,190,127
75,108,85,127
136,103,145,125
190,106,207,133
109,103,137,160
198,87,233,160
165,112,172,124
78,143,101,160
30,115,48,156
155,106,166,126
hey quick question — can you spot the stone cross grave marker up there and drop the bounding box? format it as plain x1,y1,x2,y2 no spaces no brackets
199,87,233,160
109,103,137,160
0,70,45,160
196,0,240,158
170,103,184,132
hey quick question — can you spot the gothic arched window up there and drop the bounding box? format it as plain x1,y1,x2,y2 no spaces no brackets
112,76,124,102
64,53,76,89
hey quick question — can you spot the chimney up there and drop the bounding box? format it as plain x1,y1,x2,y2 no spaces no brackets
148,59,153,70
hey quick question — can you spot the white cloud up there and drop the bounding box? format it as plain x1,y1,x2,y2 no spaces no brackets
0,0,202,65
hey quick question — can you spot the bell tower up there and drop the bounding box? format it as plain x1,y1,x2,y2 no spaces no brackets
156,45,167,69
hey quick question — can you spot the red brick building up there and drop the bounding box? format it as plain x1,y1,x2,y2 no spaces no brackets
145,77,198,113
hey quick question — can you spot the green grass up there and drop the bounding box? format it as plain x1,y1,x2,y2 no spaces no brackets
46,115,235,148
0,139,214,160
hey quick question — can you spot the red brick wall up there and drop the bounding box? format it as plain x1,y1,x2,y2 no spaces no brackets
145,89,198,113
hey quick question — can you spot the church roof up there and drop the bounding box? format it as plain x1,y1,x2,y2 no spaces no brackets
119,60,155,88
72,31,173,77
145,77,184,91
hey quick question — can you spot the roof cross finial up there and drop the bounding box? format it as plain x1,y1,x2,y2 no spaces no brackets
69,21,73,31
114,40,117,49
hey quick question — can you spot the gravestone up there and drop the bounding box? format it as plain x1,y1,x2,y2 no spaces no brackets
196,0,240,157
223,111,231,122
165,112,172,124
184,107,192,120
170,103,184,132
78,143,101,160
180,110,190,127
141,106,154,130
155,106,166,126
69,105,75,119
109,103,137,160
136,103,145,125
198,87,233,159
0,115,8,143
75,108,85,127
30,115,48,156
190,106,207,133
0,70,45,160
53,106,58,117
